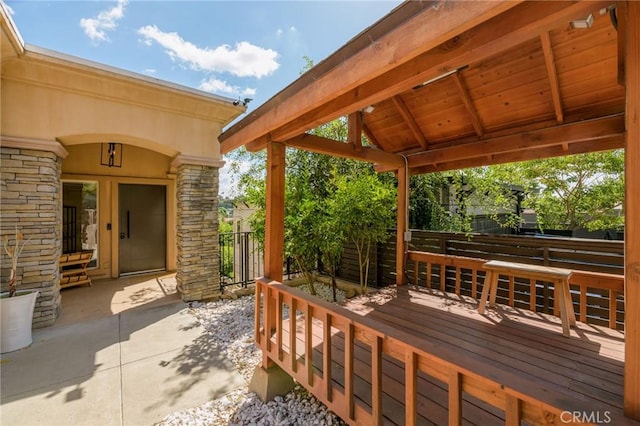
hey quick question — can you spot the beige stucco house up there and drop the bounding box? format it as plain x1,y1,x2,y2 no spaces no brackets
1,4,244,327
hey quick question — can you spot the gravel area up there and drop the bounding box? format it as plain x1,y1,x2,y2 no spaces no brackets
157,281,348,426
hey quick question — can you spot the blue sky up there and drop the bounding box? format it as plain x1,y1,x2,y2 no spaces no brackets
5,0,402,195
7,0,401,113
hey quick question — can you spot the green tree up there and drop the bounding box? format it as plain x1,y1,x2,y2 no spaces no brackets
520,150,624,232
330,173,396,292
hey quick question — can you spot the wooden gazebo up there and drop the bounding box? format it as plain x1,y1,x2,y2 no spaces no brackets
220,1,639,423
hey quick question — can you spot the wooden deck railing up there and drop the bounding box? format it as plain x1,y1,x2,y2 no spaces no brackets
408,250,625,330
255,277,593,425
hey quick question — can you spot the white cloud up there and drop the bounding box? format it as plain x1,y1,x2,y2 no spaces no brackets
142,68,157,75
80,0,128,42
199,77,256,97
137,25,279,78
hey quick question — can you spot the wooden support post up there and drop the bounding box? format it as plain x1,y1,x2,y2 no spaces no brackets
264,142,286,282
396,165,408,285
625,0,640,419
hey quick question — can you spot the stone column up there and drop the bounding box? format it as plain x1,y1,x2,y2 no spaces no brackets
173,155,224,301
0,138,68,328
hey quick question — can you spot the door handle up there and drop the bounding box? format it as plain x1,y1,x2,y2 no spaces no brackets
126,210,130,239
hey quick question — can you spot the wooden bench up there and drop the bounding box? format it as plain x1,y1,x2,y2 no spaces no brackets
59,251,93,289
478,260,576,337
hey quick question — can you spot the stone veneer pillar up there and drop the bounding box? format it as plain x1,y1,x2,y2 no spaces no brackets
174,156,223,301
0,138,68,328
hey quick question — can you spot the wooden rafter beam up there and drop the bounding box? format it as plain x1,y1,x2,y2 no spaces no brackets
392,95,428,149
348,112,363,152
284,133,404,169
540,31,564,124
410,134,624,174
220,1,610,154
362,123,382,149
376,114,625,173
452,72,484,138
617,1,627,87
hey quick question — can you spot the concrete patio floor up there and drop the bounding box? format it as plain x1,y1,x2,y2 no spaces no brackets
0,273,246,426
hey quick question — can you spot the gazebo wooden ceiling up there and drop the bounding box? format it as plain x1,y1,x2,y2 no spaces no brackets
220,1,625,175
219,0,639,419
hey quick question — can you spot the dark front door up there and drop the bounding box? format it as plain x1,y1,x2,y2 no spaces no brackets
118,184,166,275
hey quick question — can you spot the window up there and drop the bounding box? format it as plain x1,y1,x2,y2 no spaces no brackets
62,181,98,268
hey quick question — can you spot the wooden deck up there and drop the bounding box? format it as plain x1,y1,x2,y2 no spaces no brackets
257,280,636,425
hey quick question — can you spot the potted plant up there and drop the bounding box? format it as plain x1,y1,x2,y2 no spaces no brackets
1,227,39,353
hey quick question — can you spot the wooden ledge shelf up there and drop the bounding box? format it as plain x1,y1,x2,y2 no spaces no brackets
59,251,93,289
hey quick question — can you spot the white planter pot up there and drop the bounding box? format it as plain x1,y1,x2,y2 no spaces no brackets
1,290,39,353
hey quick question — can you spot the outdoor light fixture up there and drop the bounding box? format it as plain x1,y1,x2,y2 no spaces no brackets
363,105,375,113
571,13,594,29
100,142,123,168
413,65,469,90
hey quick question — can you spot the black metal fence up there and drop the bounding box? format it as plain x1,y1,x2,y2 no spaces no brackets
219,231,302,290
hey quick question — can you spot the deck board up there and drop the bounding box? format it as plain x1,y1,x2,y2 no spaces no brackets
275,286,632,425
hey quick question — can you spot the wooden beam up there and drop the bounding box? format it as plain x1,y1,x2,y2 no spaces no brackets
452,73,483,138
392,95,428,149
264,142,286,282
410,134,624,174
540,31,564,124
348,112,363,152
225,1,609,153
285,133,404,169
404,115,624,170
618,1,627,87
625,1,640,419
219,1,520,154
362,123,382,149
396,165,408,285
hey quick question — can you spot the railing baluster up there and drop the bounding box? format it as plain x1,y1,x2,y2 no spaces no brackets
427,263,432,289
455,267,461,295
265,286,272,354
580,285,587,323
529,279,536,311
448,371,462,426
372,335,382,426
254,282,261,346
323,312,332,403
472,269,478,299
290,297,297,373
345,323,354,422
276,292,283,361
505,394,522,425
405,350,417,426
609,289,617,329
414,260,419,286
305,303,313,386
440,263,446,291
508,275,514,307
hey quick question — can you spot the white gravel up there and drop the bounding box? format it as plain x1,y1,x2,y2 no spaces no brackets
157,282,348,426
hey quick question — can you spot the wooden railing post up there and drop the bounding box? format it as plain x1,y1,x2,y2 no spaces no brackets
396,165,408,285
624,0,640,418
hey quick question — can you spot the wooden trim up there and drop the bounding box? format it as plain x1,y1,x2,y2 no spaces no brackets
264,142,285,282
284,133,404,168
540,31,563,124
618,1,627,87
625,0,640,419
392,96,428,149
452,73,484,138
